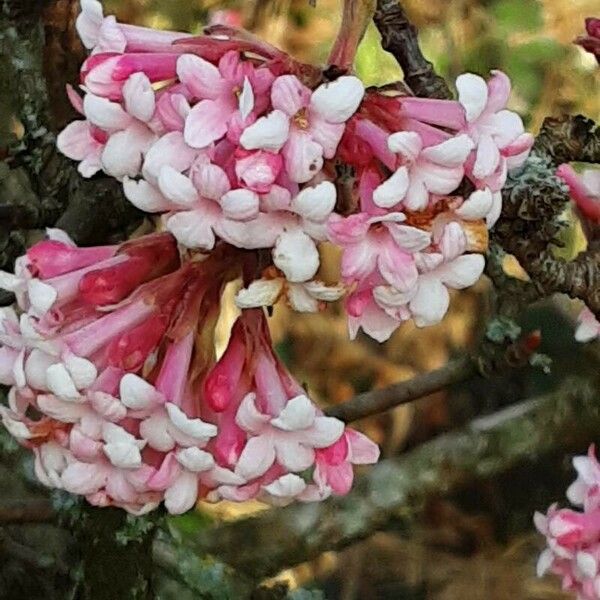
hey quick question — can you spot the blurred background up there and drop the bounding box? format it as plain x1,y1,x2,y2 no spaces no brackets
1,1,600,598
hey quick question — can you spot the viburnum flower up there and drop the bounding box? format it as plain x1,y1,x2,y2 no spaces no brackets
577,18,600,64
0,1,536,515
536,446,600,600
240,74,365,183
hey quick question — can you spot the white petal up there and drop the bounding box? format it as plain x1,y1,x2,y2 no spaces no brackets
271,395,316,431
273,229,320,283
438,254,485,289
310,76,365,124
0,271,24,293
290,181,336,222
46,363,81,401
166,209,216,250
220,189,259,221
263,473,306,498
455,188,494,220
387,131,422,160
165,471,199,515
176,447,215,473
577,551,598,578
64,354,97,389
486,191,503,229
235,393,270,435
158,166,199,206
303,280,345,301
166,403,217,441
120,373,163,410
456,73,488,122
103,442,142,469
386,224,431,252
239,77,254,121
421,134,474,167
275,440,315,472
235,279,283,309
123,178,172,213
139,412,175,452
240,110,290,151
536,549,553,578
235,435,276,480
373,167,409,208
123,73,155,123
409,277,450,327
302,416,345,448
102,422,138,445
287,283,319,312
473,134,500,180
24,349,57,390
83,93,132,131
27,280,58,316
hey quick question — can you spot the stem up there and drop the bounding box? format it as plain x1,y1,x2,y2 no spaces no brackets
373,0,452,99
328,0,376,70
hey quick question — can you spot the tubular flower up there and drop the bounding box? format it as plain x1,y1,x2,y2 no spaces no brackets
0,2,534,513
536,446,600,600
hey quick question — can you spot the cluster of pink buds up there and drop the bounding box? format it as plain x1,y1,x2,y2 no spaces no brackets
0,230,377,514
0,1,534,513
557,164,600,343
536,445,600,599
577,18,600,64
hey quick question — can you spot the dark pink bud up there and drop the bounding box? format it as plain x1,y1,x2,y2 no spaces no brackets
26,240,116,279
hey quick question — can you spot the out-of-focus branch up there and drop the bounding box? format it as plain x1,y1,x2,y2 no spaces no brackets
183,378,599,580
372,0,452,99
328,0,376,71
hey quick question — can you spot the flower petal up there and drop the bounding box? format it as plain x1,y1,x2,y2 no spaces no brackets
220,189,259,221
176,447,214,472
373,167,409,208
235,435,276,480
166,209,216,250
165,470,199,514
177,54,226,100
273,229,320,283
409,277,450,327
387,131,422,160
235,279,283,309
272,75,310,116
456,73,488,122
240,109,290,151
271,395,316,431
184,99,230,149
290,181,336,222
421,134,474,167
283,131,323,183
122,73,155,123
310,76,365,124
158,166,199,206
123,178,172,213
438,254,485,289
455,187,494,220
166,403,218,441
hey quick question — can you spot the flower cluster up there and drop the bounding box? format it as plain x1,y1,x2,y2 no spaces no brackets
536,445,600,599
0,1,534,513
326,70,533,340
0,231,377,514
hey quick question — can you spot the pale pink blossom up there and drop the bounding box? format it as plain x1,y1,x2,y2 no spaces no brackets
240,75,364,183
373,132,474,211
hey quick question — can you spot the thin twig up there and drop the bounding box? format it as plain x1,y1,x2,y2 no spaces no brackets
372,0,452,99
326,355,475,421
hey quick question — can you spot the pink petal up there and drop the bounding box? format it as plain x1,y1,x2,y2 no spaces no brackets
283,131,324,183
184,99,230,149
142,131,198,183
191,162,231,200
271,74,310,116
346,429,380,464
176,54,227,100
486,70,511,114
377,242,418,291
62,461,107,495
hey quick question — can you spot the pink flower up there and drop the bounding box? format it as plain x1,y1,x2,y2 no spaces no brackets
327,211,431,291
179,51,274,149
536,446,600,599
374,222,485,327
456,71,533,186
372,132,474,211
240,75,365,183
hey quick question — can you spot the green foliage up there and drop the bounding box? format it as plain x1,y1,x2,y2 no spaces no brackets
491,0,543,34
